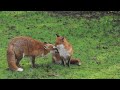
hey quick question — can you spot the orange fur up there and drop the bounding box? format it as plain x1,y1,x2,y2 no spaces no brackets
55,35,73,56
7,36,55,71
52,49,81,65
55,34,73,66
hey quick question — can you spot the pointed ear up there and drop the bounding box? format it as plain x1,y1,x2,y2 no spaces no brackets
44,42,47,44
56,34,60,37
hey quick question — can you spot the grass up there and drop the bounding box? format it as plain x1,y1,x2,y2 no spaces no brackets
0,11,120,79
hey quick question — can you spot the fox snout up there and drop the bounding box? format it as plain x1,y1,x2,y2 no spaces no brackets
53,47,59,53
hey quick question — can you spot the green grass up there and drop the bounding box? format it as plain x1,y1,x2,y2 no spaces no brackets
0,11,120,79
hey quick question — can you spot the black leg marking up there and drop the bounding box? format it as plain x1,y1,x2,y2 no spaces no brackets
30,56,36,68
67,57,71,67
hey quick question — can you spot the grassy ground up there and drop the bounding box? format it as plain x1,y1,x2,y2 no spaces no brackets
0,11,120,79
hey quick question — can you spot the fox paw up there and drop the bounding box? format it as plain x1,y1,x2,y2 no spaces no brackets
17,68,23,71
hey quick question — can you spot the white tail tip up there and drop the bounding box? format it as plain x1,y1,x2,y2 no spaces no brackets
78,62,81,66
17,68,23,72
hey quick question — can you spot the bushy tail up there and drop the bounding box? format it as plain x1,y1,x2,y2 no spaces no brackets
70,58,81,66
7,44,23,71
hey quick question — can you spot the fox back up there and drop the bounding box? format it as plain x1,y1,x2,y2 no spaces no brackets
7,36,55,71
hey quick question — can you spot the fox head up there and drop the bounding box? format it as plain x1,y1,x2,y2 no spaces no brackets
43,42,57,53
55,34,66,45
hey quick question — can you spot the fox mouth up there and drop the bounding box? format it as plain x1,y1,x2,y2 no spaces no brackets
53,48,59,53
55,49,59,53
52,46,58,52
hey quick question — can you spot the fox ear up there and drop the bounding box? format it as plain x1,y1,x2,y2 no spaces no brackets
44,42,47,44
56,34,60,37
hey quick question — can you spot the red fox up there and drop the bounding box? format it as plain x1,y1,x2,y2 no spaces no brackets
7,36,56,71
52,48,81,65
55,34,73,67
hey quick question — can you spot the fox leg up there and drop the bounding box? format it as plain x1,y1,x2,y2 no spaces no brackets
67,57,71,67
30,56,36,68
16,56,23,68
62,59,66,66
60,57,66,66
15,54,22,68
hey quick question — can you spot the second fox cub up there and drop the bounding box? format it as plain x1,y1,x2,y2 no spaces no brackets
52,48,81,65
55,34,73,67
7,36,56,71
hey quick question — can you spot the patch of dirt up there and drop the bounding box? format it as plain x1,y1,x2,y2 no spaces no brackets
48,11,120,18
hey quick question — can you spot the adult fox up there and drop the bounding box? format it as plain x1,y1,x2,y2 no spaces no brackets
52,45,81,66
7,36,56,72
55,34,73,67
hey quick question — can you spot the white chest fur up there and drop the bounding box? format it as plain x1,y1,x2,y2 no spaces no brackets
56,44,70,59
